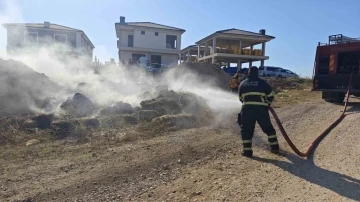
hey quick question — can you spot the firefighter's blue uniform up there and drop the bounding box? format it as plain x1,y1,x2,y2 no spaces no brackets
238,66,279,157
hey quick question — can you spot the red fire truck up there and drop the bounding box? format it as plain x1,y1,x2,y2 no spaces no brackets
312,34,360,103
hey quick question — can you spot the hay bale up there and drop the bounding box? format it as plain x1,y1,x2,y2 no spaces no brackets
152,113,197,129
157,90,179,100
178,92,213,124
83,118,101,128
122,114,138,124
32,114,54,129
137,91,156,101
60,93,95,117
52,121,76,138
99,107,113,116
113,101,134,114
140,98,181,115
99,101,134,116
20,119,37,129
26,139,40,146
0,59,63,116
138,110,160,122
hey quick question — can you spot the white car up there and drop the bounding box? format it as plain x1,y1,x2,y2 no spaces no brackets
259,66,282,77
274,69,298,78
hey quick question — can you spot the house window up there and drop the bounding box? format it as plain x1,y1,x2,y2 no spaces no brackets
141,31,145,35
132,53,143,62
128,35,133,47
155,32,159,36
24,32,38,44
166,35,177,49
54,34,67,44
151,55,161,68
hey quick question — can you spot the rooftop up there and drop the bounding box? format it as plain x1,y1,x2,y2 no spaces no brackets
180,45,205,51
2,23,81,32
2,22,95,48
115,22,185,32
196,28,275,44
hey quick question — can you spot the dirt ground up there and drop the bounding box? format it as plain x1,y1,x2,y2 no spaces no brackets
1,89,360,202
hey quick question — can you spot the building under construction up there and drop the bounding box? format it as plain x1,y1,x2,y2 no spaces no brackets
180,28,275,71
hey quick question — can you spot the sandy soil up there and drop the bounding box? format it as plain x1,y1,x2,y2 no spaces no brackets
1,92,360,202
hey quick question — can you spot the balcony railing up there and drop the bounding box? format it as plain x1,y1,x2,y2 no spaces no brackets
206,47,263,56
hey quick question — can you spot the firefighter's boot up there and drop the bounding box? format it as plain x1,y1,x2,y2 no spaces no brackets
241,150,253,158
270,144,279,154
241,139,253,158
268,134,280,154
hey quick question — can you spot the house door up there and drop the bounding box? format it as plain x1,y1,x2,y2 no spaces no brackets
132,53,143,64
151,55,161,68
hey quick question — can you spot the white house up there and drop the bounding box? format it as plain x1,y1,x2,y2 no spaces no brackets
2,21,95,60
115,16,185,68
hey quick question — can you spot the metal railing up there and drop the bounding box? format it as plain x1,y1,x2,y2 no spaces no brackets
318,34,360,46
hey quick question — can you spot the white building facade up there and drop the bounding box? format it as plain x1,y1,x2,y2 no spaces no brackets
2,22,94,60
115,16,185,67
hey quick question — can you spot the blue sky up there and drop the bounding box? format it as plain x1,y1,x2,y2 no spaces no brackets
0,0,359,77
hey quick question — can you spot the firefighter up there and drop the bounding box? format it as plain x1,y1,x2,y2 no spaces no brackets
237,66,279,157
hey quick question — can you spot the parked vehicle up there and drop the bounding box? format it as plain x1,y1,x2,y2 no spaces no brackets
258,66,282,77
222,66,237,76
274,69,298,78
312,34,360,103
222,66,249,76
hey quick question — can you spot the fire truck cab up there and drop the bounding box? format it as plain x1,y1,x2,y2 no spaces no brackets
312,34,360,103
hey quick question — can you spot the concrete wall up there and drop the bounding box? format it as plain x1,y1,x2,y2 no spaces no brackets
119,50,178,66
119,30,134,47
133,30,178,50
118,28,181,51
6,27,76,47
80,33,93,58
6,26,93,58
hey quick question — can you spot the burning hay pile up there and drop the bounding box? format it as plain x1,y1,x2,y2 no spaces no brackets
97,88,214,129
0,59,235,146
0,59,64,116
0,87,214,145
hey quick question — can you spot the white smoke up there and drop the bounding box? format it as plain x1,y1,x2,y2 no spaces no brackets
0,0,242,120
0,0,23,58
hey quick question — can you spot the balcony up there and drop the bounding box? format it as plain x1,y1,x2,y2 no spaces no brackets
214,47,263,56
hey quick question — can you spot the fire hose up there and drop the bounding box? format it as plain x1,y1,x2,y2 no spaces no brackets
268,73,353,157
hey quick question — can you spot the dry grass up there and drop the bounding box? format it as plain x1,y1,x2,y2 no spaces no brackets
264,77,321,107
264,77,313,92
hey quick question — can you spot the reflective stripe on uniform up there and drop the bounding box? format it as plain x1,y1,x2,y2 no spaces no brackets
242,140,252,143
268,135,277,139
266,91,275,97
242,102,269,106
240,92,271,106
270,141,278,145
242,92,266,97
243,147,252,151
